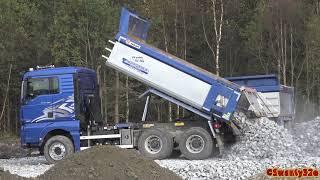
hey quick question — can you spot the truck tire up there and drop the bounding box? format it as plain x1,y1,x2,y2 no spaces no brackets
179,127,213,160
44,135,74,164
138,129,173,159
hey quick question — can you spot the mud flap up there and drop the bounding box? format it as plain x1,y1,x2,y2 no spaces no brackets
215,131,224,157
229,121,241,136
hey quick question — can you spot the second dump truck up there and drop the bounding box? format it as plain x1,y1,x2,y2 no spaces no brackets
20,8,268,163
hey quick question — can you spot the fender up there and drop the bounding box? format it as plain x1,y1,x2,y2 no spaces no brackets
39,120,80,151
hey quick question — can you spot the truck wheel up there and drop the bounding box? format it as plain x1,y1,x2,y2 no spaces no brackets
179,127,213,160
44,135,74,164
138,129,173,159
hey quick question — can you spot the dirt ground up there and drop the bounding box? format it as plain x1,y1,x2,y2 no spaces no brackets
0,168,26,180
0,136,29,180
0,143,30,159
40,145,181,180
0,136,30,159
0,138,181,180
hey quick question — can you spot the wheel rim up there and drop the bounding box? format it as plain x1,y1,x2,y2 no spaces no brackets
186,135,205,154
49,142,66,161
144,135,163,154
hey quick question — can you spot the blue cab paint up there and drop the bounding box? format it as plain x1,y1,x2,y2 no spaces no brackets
20,67,96,151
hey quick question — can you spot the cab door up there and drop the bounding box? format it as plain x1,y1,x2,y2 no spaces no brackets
50,74,75,121
20,77,57,124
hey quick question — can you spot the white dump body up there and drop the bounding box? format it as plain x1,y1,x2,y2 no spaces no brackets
255,90,294,120
107,42,212,109
257,92,280,117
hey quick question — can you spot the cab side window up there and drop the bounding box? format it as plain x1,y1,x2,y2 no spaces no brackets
26,77,59,99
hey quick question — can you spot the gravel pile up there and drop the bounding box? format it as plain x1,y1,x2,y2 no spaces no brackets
226,117,303,159
158,157,320,180
292,118,320,156
157,117,319,180
0,156,52,178
0,167,26,180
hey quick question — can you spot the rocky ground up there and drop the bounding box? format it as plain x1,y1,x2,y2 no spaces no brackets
226,117,302,159
292,117,320,156
1,117,320,179
0,157,52,178
0,168,26,180
158,157,320,180
157,117,320,179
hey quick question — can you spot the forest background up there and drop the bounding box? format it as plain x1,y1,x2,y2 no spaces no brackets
1,0,320,134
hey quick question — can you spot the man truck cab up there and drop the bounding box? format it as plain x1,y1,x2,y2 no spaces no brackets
20,67,101,162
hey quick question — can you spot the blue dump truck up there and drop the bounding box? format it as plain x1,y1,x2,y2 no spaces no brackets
20,8,291,163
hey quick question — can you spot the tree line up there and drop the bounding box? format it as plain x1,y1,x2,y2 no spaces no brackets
0,0,319,135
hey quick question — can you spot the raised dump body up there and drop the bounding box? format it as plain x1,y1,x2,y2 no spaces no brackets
104,8,261,121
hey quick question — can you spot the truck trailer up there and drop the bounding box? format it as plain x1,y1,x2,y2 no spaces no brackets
20,8,267,163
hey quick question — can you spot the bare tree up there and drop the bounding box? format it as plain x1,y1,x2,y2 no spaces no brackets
0,64,12,132
290,25,294,86
161,9,172,122
182,0,187,117
174,0,180,119
103,69,108,123
114,71,120,123
125,76,129,122
280,20,288,85
202,0,224,76
315,0,320,14
96,65,104,119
